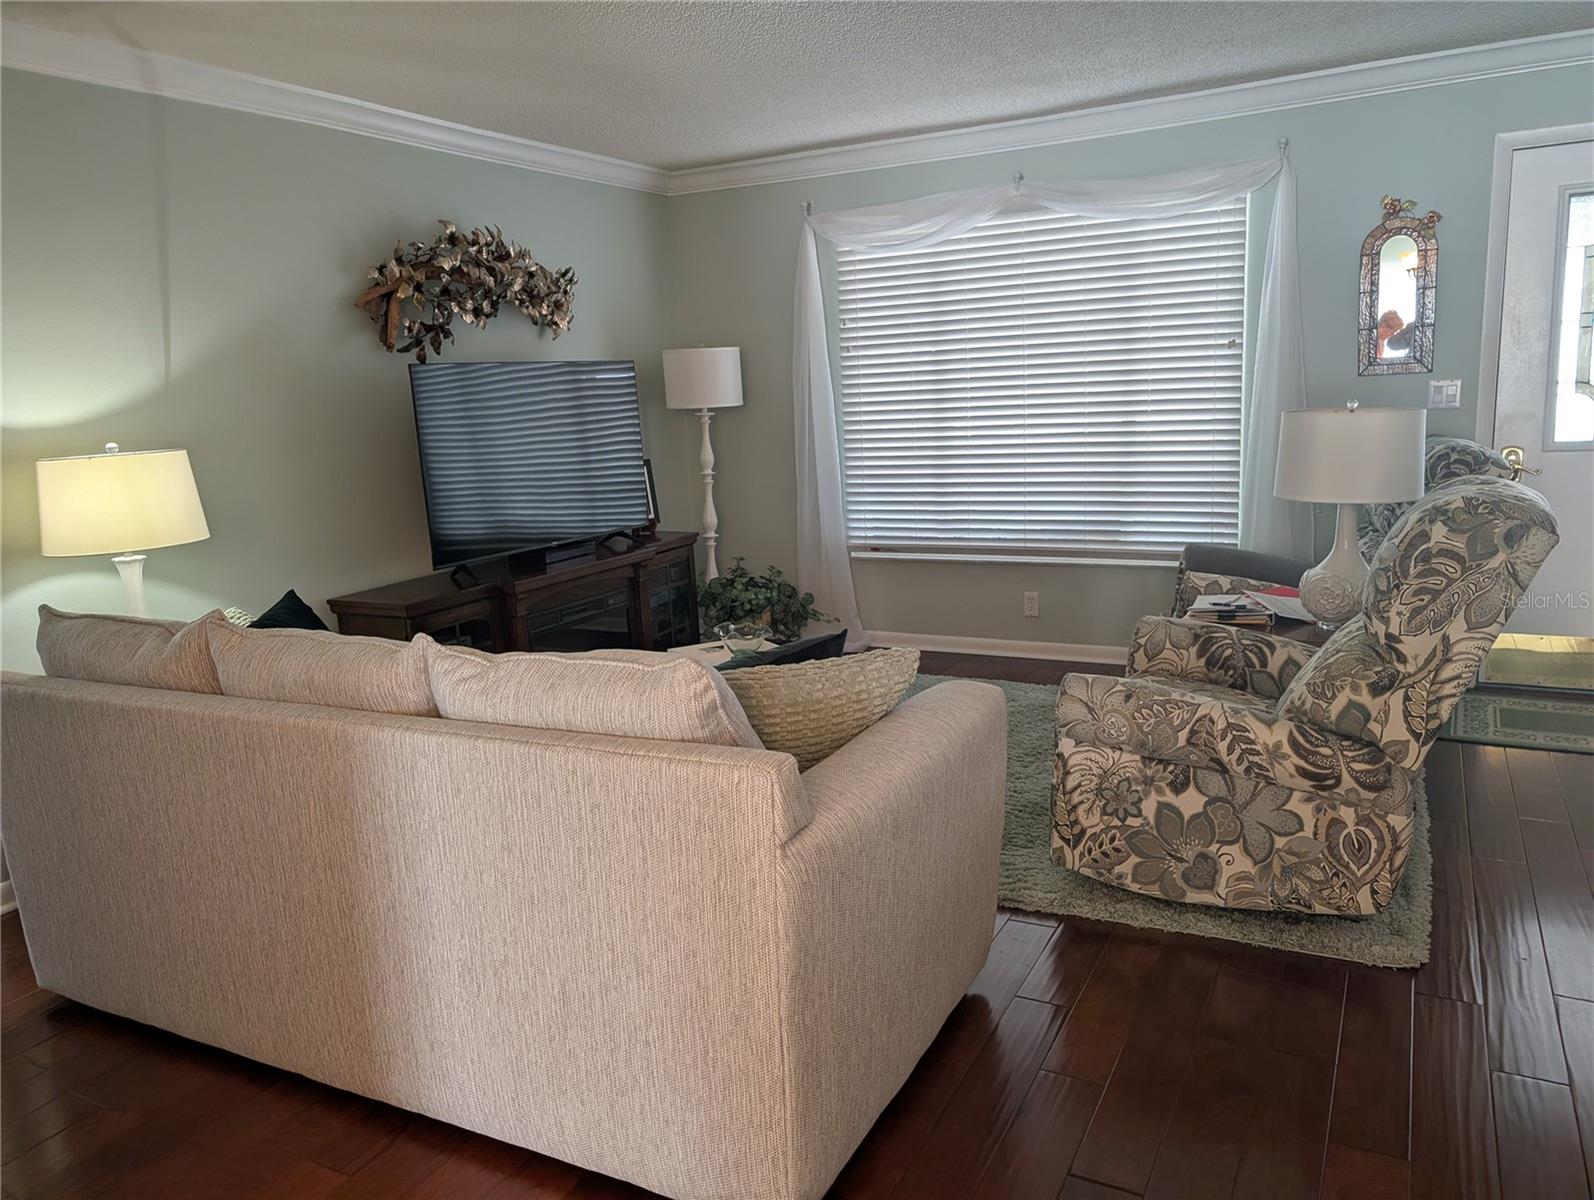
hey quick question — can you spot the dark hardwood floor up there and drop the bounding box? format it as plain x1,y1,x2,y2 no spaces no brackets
3,652,1591,1199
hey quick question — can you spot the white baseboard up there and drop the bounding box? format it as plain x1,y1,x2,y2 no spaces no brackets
1,880,15,916
866,629,1126,664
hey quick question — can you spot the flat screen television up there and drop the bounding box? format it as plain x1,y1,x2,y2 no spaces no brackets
409,361,652,569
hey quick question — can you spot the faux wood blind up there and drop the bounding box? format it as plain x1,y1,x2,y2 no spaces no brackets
836,200,1247,557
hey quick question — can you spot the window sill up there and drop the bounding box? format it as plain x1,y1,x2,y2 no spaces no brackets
848,548,1180,569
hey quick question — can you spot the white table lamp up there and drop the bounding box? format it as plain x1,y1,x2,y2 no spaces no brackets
1275,403,1426,629
663,347,743,580
37,444,210,617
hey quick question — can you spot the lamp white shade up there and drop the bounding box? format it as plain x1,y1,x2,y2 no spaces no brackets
663,347,744,410
1274,407,1427,504
37,446,210,557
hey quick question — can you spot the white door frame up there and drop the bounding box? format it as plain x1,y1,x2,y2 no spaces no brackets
1475,121,1594,443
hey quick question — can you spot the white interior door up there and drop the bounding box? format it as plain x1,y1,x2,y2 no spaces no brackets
1484,134,1594,637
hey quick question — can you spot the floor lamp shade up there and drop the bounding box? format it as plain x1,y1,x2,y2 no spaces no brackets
1274,406,1426,628
36,445,209,617
663,347,744,410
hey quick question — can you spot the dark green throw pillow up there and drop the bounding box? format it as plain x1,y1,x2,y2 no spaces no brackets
717,628,847,672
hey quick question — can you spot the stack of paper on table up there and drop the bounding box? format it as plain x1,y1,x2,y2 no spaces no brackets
1186,594,1273,626
1243,586,1314,624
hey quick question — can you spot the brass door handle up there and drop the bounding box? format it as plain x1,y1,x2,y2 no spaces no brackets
1500,445,1543,479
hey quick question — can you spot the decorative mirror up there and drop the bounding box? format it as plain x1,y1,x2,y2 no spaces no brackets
1358,196,1441,375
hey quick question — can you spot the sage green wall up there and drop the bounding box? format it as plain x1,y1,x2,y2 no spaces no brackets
1,69,693,671
663,65,1594,650
6,64,1590,668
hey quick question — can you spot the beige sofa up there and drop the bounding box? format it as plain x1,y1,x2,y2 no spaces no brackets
1,667,1007,1200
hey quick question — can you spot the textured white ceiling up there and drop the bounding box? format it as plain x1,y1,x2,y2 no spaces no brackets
3,1,1589,170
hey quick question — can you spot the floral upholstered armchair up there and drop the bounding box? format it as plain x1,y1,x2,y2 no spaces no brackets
1055,477,1558,915
1170,436,1516,617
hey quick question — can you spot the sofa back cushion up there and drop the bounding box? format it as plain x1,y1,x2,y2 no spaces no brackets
206,617,437,716
422,640,762,748
37,605,223,694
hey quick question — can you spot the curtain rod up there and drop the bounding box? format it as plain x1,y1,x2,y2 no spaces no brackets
803,143,1288,214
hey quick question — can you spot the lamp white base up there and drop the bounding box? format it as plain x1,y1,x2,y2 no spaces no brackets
112,553,149,617
1298,503,1365,630
697,408,721,581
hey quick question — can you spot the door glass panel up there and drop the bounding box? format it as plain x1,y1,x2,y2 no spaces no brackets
1552,189,1594,444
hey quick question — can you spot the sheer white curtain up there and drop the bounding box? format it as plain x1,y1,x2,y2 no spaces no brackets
793,147,1311,649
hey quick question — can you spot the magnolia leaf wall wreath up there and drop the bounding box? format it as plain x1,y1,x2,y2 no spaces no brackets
355,220,577,362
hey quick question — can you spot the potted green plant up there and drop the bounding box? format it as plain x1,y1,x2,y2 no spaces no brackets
698,559,832,644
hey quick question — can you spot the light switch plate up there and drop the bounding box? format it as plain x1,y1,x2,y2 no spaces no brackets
1428,379,1462,409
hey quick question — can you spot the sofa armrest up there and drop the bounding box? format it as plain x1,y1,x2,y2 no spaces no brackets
1129,615,1318,701
1178,544,1315,586
775,680,1007,1200
1057,671,1410,806
789,680,1004,840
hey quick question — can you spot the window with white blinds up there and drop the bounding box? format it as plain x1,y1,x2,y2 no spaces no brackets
836,199,1247,557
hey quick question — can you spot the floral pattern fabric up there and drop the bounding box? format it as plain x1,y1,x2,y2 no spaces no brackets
1169,569,1285,619
1051,668,1418,914
1057,475,1557,916
1053,738,1415,914
1054,673,1410,806
1357,436,1515,560
1129,615,1319,701
1282,478,1559,766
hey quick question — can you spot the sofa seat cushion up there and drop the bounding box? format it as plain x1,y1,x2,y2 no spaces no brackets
37,605,223,694
720,647,920,770
422,641,762,748
206,617,436,716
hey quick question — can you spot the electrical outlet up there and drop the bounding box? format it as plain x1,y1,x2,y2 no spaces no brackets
1428,379,1462,409
1023,591,1040,618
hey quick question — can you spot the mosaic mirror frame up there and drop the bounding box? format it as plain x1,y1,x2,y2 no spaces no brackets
1358,196,1441,376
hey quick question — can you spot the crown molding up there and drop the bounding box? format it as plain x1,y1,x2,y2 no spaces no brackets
3,22,1589,197
667,29,1594,193
0,23,673,194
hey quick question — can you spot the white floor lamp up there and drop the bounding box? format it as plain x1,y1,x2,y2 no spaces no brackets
36,443,210,616
663,347,743,580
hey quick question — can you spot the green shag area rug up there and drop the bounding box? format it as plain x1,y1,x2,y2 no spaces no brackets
909,673,1433,969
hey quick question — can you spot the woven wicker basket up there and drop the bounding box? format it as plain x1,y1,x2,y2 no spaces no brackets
722,646,920,770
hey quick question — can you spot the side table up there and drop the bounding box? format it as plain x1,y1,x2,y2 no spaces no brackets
1272,619,1333,648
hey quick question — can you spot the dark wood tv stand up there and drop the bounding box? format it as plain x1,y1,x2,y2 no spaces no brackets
327,530,700,654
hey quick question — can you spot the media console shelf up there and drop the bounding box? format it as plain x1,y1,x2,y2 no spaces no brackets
328,530,699,654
